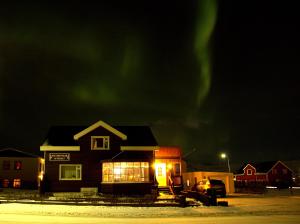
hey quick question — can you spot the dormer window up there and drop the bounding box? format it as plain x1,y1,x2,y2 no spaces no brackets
91,136,110,150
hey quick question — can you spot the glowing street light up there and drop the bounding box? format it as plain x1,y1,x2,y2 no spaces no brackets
220,153,231,173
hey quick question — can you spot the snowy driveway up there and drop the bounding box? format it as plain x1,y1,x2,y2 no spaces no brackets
0,193,300,223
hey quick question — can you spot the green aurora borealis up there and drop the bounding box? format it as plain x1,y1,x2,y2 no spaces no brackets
0,1,299,166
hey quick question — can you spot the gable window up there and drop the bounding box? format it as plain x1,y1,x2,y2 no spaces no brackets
14,161,22,170
3,160,10,170
102,162,149,183
247,169,252,175
283,168,287,174
59,164,82,180
91,136,110,150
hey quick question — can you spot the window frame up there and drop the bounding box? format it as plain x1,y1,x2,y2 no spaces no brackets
3,160,10,170
102,161,150,183
91,136,110,150
59,164,82,181
14,161,22,170
246,169,252,175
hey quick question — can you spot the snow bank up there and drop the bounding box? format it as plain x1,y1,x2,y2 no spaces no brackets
0,195,300,218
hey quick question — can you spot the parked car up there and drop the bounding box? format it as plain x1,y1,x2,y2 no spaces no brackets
193,179,226,197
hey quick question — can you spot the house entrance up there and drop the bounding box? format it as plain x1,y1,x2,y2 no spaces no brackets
155,163,167,187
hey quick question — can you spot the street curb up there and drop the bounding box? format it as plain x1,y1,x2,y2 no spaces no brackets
0,199,199,207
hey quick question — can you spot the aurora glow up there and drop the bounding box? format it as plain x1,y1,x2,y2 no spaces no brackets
0,1,299,165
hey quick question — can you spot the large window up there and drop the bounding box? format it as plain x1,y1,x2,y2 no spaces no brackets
102,162,149,183
91,136,110,150
59,164,82,180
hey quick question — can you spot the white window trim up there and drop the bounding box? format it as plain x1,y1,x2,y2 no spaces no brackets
59,164,82,181
73,120,127,140
91,136,110,150
40,146,80,151
247,169,252,175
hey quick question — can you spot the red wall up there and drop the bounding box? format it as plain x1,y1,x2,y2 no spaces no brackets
235,164,267,182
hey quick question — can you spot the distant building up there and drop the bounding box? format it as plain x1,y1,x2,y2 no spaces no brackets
40,120,158,194
235,161,294,187
0,148,44,189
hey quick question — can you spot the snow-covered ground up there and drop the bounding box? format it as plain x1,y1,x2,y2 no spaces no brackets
0,189,300,223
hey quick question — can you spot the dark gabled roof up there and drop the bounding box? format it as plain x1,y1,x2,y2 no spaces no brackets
0,148,40,158
43,125,157,147
44,126,85,146
236,161,279,174
114,126,157,146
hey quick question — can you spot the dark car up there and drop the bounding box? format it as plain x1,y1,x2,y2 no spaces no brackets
193,179,226,197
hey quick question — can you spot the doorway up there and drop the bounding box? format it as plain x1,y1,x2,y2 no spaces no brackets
155,163,167,187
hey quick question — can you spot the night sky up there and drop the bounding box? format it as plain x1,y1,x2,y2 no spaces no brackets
0,1,299,167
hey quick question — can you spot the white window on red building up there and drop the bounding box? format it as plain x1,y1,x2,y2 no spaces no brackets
247,169,252,175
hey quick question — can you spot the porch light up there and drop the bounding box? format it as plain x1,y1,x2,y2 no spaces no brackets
167,163,172,170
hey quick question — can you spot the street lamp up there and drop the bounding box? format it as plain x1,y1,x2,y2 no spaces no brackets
220,153,231,173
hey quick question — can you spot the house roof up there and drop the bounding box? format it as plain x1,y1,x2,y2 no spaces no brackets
42,124,158,147
236,161,292,174
74,120,127,141
0,148,40,158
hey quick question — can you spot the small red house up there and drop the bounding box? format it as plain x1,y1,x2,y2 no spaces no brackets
235,161,293,187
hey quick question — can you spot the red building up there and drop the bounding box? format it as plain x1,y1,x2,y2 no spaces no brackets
235,161,294,187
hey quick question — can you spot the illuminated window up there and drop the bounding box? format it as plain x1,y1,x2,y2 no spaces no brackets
13,179,21,188
247,169,252,175
2,179,9,188
3,160,10,170
14,161,22,170
91,136,110,150
59,164,82,180
102,162,149,183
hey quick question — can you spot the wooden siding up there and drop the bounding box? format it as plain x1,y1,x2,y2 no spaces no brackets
44,126,154,193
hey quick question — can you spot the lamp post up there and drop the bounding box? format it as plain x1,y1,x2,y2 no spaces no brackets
220,153,231,173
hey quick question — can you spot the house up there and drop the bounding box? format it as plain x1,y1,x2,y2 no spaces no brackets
40,120,158,194
235,161,294,187
154,146,184,192
0,148,44,189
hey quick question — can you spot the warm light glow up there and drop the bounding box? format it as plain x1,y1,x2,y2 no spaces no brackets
38,171,44,181
220,153,226,159
152,163,156,169
167,163,172,170
113,167,121,175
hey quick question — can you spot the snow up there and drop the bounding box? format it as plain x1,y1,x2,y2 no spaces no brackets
1,192,300,218
0,189,300,223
